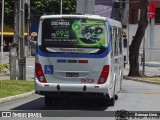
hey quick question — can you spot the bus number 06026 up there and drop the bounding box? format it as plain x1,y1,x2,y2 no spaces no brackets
81,78,95,83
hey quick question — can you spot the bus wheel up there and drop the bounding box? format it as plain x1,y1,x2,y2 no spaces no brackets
109,96,115,106
45,96,53,106
98,98,108,106
110,81,116,106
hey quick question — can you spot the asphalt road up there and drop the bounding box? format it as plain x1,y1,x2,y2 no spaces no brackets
0,80,160,112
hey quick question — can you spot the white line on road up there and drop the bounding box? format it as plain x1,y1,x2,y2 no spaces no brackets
26,66,34,68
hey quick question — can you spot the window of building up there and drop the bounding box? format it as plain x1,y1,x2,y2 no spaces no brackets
155,8,160,24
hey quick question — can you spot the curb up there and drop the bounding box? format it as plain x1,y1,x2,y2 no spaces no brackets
0,91,35,104
145,62,160,67
124,76,160,85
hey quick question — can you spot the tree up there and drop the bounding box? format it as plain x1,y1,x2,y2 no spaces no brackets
0,0,76,26
128,0,148,77
31,0,76,14
0,0,14,27
30,0,76,22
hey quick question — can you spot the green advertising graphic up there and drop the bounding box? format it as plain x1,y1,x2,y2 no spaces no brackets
72,19,106,48
42,18,106,48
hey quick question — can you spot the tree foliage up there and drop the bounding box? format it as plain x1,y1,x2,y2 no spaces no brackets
0,0,76,25
31,0,76,22
0,0,14,26
128,0,148,77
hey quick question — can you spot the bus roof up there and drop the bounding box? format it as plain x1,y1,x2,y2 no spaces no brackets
41,14,106,20
40,14,122,28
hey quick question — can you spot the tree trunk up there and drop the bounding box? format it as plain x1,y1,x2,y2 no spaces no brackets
128,0,148,77
10,0,19,80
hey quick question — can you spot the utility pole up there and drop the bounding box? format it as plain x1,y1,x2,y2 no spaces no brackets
13,0,19,44
150,17,155,61
76,0,95,14
142,36,145,75
10,0,19,80
18,0,26,80
27,0,31,56
1,0,4,64
60,0,62,14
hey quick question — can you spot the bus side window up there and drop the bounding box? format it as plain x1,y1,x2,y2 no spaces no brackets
110,27,113,57
119,38,122,54
119,29,122,54
114,28,118,56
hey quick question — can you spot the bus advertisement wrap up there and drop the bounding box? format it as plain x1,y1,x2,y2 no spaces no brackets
42,19,107,48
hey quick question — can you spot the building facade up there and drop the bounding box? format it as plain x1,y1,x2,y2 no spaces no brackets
76,0,129,26
95,0,129,26
129,0,160,62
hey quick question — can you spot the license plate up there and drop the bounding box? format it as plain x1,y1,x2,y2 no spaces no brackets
66,73,79,77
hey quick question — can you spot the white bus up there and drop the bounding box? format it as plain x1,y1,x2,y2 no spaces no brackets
34,14,124,106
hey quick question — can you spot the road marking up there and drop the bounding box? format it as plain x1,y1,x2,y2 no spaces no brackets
142,92,160,94
27,66,34,68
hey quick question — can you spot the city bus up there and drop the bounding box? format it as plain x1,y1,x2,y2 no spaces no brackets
34,14,124,106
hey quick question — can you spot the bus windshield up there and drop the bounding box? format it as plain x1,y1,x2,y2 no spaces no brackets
42,18,107,48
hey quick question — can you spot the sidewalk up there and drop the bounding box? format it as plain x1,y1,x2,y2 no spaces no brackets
0,52,35,80
124,62,160,85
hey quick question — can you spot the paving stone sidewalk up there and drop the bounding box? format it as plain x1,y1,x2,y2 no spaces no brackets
124,64,160,85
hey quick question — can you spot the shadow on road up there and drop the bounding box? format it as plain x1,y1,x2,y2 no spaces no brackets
11,97,109,111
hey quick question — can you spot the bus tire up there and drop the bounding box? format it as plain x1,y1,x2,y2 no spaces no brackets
98,98,108,106
45,96,53,106
110,80,116,106
109,96,115,106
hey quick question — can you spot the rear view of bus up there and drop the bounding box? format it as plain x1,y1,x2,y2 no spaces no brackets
35,15,115,106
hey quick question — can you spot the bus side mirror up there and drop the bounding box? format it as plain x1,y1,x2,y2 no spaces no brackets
123,39,127,48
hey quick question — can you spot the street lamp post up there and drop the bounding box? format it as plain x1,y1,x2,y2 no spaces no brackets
27,0,31,56
60,0,62,14
18,0,26,80
1,0,4,64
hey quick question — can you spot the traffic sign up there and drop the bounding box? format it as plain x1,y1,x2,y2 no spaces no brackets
147,4,156,18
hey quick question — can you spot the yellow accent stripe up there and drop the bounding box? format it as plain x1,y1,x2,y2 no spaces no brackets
0,32,28,36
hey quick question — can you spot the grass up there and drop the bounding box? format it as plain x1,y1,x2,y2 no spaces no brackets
0,80,34,98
